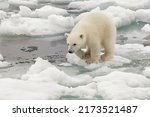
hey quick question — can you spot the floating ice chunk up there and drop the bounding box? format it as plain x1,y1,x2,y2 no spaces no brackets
58,62,72,67
18,5,69,18
68,0,116,11
104,6,135,28
0,2,9,10
0,15,74,36
8,0,37,8
22,57,92,87
116,44,150,60
0,61,12,68
94,71,150,99
0,78,67,99
66,53,131,68
18,6,32,17
141,24,150,33
143,66,150,77
75,6,135,28
0,54,4,61
65,83,97,99
38,0,75,4
0,10,7,20
33,5,68,18
114,0,150,10
136,9,150,23
0,54,12,68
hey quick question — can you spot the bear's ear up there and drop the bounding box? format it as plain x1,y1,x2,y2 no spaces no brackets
64,33,69,38
80,34,83,39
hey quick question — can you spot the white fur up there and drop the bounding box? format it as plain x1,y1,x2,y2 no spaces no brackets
66,10,116,64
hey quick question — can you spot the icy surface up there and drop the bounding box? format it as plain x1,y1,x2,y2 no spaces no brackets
8,0,38,8
0,54,12,68
19,6,69,18
0,58,150,100
0,15,74,36
143,67,150,77
75,7,135,28
136,9,150,23
94,71,150,100
68,0,150,11
104,6,135,28
0,10,7,20
68,0,116,11
141,24,150,33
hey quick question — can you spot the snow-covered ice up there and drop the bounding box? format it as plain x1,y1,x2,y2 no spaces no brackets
8,0,38,8
94,71,150,99
116,44,150,60
104,6,135,28
0,57,150,100
66,53,131,68
68,0,150,11
143,66,150,77
68,0,116,11
0,54,12,68
136,9,150,23
141,24,150,33
75,7,135,28
19,5,69,18
0,14,74,36
0,10,7,20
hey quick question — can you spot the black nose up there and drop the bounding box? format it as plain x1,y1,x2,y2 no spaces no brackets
68,50,73,53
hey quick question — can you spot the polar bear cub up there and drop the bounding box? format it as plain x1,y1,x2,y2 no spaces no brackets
65,10,116,64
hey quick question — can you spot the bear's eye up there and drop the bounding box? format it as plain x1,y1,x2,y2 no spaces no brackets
73,43,77,46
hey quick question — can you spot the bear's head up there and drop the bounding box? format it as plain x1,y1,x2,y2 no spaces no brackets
65,33,86,53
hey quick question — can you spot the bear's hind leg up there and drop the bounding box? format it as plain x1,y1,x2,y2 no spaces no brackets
101,39,115,61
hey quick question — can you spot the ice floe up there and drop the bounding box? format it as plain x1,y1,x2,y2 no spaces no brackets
75,7,135,28
0,14,74,36
68,0,150,11
0,57,150,100
143,66,150,77
0,10,7,20
8,0,38,8
116,44,150,60
66,53,131,69
94,71,150,99
104,6,135,28
0,54,12,68
136,9,150,23
19,5,69,18
141,24,150,33
68,0,116,11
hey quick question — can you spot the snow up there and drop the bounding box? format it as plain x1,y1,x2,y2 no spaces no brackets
68,0,150,11
0,58,150,100
66,53,131,68
68,0,116,11
114,0,150,10
94,71,150,99
136,9,150,23
141,24,150,33
0,10,7,20
8,0,38,8
19,6,69,18
116,44,150,60
0,54,12,68
0,15,74,36
22,58,92,87
104,6,135,28
143,66,150,77
75,7,135,28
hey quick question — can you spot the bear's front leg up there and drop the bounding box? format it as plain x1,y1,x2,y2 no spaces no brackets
75,50,86,59
86,46,100,64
